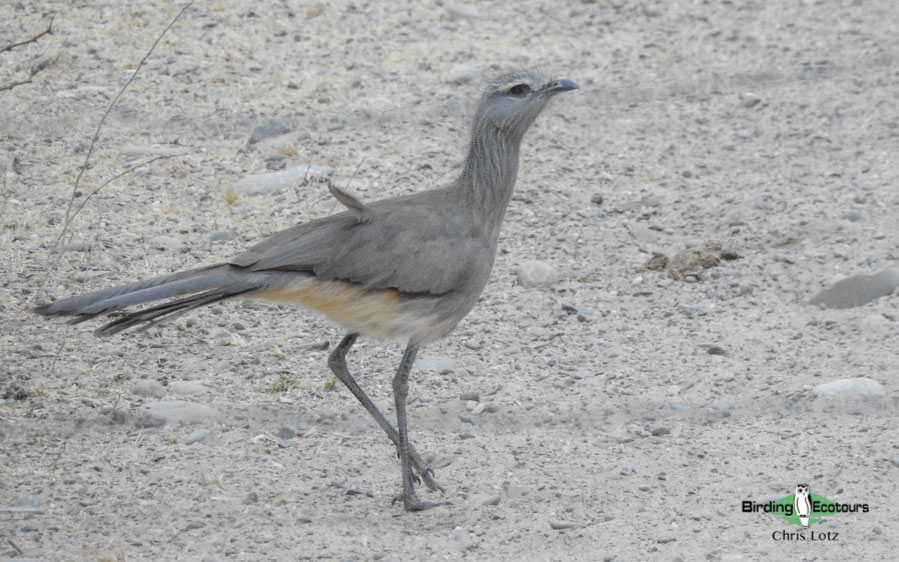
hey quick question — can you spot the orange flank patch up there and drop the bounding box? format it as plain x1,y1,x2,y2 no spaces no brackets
252,279,409,339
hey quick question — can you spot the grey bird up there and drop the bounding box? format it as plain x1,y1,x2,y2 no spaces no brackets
33,70,578,511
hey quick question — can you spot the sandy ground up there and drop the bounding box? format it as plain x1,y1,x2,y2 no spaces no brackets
2,1,898,560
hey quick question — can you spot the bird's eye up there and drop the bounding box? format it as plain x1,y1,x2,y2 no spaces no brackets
508,84,530,96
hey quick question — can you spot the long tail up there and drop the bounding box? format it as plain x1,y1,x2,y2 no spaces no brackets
33,264,275,336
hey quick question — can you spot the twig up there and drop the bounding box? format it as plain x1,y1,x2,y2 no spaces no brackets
6,539,24,556
0,17,53,54
40,1,194,286
48,437,69,471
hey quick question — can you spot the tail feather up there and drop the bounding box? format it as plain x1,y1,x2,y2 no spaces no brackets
34,263,274,335
93,287,256,336
34,264,230,317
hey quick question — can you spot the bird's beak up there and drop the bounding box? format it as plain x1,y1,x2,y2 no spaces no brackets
543,79,579,95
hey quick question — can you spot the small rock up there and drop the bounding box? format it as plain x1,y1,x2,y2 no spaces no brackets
74,270,110,283
447,64,480,84
209,229,238,241
629,225,657,244
891,456,899,468
590,193,604,205
813,378,885,400
138,400,224,426
454,532,475,549
62,240,92,252
741,92,762,108
248,120,291,144
170,381,208,395
278,426,296,440
463,339,482,350
236,165,333,196
516,260,559,288
149,235,183,251
549,520,578,530
651,427,671,436
459,391,480,402
621,463,637,475
132,379,166,398
243,492,259,505
446,3,478,19
502,484,529,499
185,428,211,444
13,496,45,508
809,268,899,309
474,494,501,507
186,521,205,530
417,356,456,373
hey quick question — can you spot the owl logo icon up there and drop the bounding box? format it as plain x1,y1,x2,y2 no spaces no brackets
794,484,811,527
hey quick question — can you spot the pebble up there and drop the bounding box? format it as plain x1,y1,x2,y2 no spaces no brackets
120,145,189,159
651,427,671,436
417,355,456,373
454,532,475,549
278,426,296,440
741,92,762,108
62,240,92,252
813,378,885,400
447,64,480,84
74,270,110,282
13,495,45,508
186,521,205,530
809,268,899,309
149,235,183,251
243,491,259,504
459,391,480,402
446,3,479,19
516,260,559,288
502,484,529,499
132,379,166,398
236,165,333,196
620,463,637,475
170,381,209,395
549,520,578,530
185,428,211,444
248,120,291,144
474,494,501,507
463,339,482,350
629,225,657,244
138,400,224,426
590,193,604,205
209,229,238,241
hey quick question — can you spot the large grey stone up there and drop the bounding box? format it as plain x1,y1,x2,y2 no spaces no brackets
516,260,559,288
139,400,224,426
810,268,899,309
813,378,885,400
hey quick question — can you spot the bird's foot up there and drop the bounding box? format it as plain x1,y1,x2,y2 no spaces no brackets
403,460,444,494
392,491,448,512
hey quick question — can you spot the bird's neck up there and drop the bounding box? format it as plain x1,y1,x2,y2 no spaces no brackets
456,122,523,223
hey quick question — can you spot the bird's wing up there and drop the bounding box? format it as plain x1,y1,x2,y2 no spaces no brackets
230,190,485,295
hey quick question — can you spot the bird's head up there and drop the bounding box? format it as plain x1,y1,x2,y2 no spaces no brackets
474,70,579,138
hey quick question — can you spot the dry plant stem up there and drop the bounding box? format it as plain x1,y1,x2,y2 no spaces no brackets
45,1,195,279
0,17,53,54
0,18,55,91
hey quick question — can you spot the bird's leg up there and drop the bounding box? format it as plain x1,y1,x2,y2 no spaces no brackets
328,333,443,494
392,342,443,511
